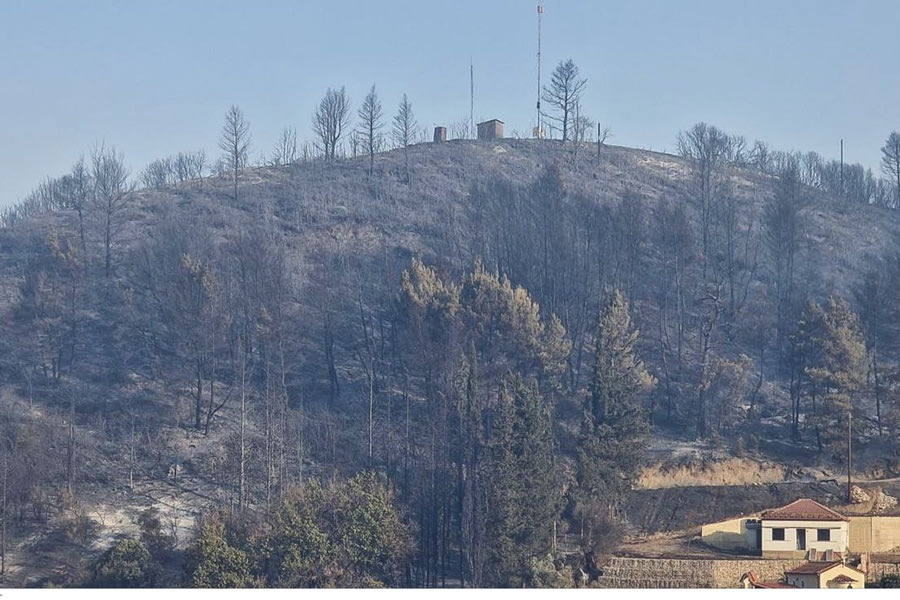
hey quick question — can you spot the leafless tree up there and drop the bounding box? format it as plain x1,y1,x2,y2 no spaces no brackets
677,122,732,279
0,426,7,580
313,87,351,160
571,101,594,162
238,340,249,512
749,140,772,173
219,105,251,200
393,94,417,182
66,158,91,260
270,127,298,166
91,144,131,278
141,157,175,189
358,84,384,176
882,131,900,208
542,59,587,142
449,118,470,140
765,158,806,354
349,130,362,158
174,150,206,184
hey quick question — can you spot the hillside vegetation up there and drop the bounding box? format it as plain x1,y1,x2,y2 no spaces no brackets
2,137,900,586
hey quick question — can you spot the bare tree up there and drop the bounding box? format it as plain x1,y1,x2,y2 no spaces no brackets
91,145,131,278
765,158,806,355
269,127,298,167
882,131,900,208
219,105,251,201
542,59,587,142
141,157,175,189
313,87,351,160
67,158,91,259
392,94,417,182
677,122,732,279
358,84,384,177
449,118,470,140
174,150,206,184
1,426,7,580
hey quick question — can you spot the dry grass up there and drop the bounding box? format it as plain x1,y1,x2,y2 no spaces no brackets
637,457,786,489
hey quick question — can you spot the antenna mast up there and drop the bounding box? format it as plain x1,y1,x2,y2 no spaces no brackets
536,3,543,137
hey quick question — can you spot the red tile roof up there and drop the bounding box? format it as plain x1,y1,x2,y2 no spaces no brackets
786,561,843,575
741,572,797,589
830,574,857,584
761,498,848,521
754,581,798,589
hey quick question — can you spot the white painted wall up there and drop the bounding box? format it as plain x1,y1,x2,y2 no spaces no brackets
761,520,848,554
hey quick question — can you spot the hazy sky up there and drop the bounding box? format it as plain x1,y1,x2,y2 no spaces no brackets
1,0,898,207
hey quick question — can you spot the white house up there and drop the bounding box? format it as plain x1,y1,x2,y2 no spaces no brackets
759,498,850,558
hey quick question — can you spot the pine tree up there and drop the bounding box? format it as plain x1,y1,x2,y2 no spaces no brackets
576,290,654,550
799,297,867,454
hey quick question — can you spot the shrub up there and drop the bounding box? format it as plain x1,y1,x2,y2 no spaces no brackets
185,474,412,588
93,538,157,587
184,517,255,588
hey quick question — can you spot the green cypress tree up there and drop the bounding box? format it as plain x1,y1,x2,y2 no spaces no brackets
576,290,654,550
484,374,560,587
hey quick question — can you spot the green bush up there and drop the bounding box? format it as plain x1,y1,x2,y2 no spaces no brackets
93,538,157,587
184,518,255,588
184,473,412,588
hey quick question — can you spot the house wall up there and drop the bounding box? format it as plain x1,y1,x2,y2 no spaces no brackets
849,516,900,554
761,520,848,557
701,517,759,552
821,565,865,589
786,572,818,588
785,565,864,589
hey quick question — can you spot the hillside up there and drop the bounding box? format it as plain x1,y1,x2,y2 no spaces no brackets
1,138,900,586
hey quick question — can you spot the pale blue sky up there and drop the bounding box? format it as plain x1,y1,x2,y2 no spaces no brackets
1,0,897,207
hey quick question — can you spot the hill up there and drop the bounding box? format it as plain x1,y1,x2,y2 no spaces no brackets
1,138,899,586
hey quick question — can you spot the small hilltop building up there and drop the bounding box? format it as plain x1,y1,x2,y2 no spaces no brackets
476,119,504,141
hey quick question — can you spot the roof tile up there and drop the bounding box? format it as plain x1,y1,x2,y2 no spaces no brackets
786,561,843,575
762,498,848,521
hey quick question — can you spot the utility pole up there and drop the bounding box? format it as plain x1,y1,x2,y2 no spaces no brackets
840,139,844,201
847,410,852,504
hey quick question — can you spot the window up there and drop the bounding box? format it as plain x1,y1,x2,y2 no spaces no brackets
772,528,785,541
817,528,831,541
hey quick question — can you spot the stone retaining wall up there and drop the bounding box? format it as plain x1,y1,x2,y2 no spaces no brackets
597,557,805,588
598,556,900,588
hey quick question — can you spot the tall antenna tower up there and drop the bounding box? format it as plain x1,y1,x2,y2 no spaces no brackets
535,3,544,138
